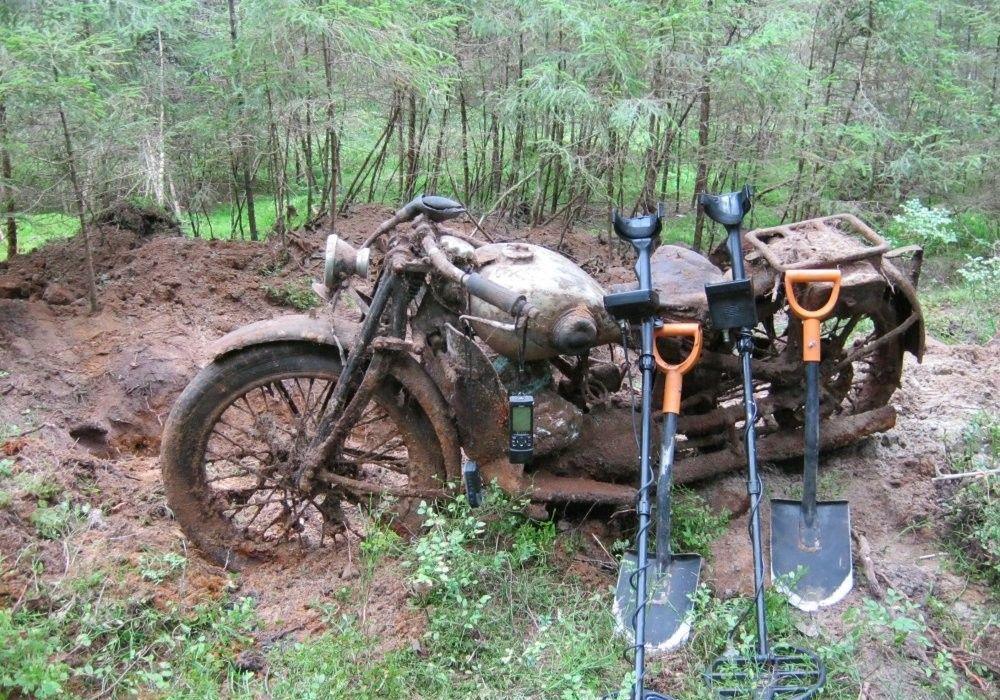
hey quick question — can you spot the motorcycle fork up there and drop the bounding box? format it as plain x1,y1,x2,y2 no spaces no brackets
298,271,402,488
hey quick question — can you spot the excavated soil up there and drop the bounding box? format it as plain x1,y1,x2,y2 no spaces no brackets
0,206,997,696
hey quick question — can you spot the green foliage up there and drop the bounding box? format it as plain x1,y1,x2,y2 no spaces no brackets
262,277,320,310
843,590,982,699
666,488,730,558
921,283,998,345
890,199,957,250
956,255,1000,301
941,412,1000,590
138,550,187,583
30,499,86,540
0,609,70,699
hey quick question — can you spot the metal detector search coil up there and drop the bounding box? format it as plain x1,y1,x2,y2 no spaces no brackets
508,394,534,464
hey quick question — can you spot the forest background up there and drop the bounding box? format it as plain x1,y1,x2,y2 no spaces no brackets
0,0,996,263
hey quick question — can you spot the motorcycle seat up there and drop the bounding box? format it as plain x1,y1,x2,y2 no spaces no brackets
409,194,466,222
612,210,662,241
698,185,752,227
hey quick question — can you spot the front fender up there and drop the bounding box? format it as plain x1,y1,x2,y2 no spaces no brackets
206,313,359,366
204,313,462,481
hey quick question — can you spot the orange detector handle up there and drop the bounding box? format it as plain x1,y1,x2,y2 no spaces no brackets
653,323,703,415
784,269,842,363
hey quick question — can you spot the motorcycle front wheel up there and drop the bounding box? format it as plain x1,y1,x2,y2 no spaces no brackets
160,342,447,568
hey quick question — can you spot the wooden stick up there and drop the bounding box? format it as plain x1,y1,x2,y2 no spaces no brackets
932,468,1000,481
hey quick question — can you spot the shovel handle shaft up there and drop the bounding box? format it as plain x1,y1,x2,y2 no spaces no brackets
785,269,841,362
653,323,703,415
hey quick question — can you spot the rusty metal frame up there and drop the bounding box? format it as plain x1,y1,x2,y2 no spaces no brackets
745,214,890,271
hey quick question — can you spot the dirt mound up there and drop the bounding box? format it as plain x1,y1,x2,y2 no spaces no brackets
93,200,180,238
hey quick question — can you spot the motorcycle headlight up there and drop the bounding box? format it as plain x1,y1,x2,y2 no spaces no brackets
324,234,370,290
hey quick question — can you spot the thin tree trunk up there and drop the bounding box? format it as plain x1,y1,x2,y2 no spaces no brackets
0,99,16,259
459,85,470,203
321,34,338,223
57,99,99,312
692,53,712,251
227,0,258,240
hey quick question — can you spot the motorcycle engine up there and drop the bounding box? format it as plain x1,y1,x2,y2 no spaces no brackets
466,242,619,360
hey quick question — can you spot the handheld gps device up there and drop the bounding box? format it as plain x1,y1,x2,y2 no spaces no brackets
508,394,534,464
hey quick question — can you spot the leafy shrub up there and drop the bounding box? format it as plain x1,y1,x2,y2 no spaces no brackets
138,551,187,583
669,488,730,557
890,199,956,250
956,255,1000,301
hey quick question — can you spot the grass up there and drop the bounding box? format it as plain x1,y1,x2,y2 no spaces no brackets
1,462,994,699
0,212,78,262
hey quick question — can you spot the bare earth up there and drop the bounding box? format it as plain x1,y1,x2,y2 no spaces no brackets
0,209,996,697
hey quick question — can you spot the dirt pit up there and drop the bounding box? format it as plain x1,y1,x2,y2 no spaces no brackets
0,207,997,697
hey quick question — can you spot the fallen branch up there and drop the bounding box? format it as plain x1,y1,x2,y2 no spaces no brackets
931,468,1000,482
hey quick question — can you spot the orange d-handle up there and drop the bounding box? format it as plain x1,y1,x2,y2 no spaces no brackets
653,323,703,415
784,269,842,363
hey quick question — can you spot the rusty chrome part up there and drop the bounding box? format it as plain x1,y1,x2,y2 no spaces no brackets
745,214,890,271
324,234,370,290
206,314,358,366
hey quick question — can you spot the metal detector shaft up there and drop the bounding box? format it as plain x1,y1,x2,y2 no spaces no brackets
727,224,770,658
632,240,656,700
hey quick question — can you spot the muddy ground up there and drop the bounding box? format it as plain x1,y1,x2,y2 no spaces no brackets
0,206,997,697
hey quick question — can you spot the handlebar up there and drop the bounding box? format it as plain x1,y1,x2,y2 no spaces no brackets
421,233,537,320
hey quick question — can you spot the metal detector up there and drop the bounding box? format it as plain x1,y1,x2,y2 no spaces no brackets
603,207,678,700
770,270,853,612
614,323,704,655
699,186,824,699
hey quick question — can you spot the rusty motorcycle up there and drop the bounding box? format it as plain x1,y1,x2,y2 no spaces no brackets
160,194,924,567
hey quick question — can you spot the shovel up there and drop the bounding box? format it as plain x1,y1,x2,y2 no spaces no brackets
615,323,703,655
771,269,853,612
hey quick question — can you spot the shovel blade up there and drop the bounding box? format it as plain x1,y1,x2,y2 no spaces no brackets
770,499,853,611
613,552,701,655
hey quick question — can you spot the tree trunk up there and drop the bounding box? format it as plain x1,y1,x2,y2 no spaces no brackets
228,0,257,240
459,85,470,204
0,99,16,259
692,56,712,251
57,100,99,313
321,33,338,223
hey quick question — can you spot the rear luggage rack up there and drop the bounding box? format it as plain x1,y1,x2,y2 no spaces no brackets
746,214,888,272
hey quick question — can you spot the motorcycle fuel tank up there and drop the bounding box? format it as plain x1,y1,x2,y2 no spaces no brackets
467,242,620,360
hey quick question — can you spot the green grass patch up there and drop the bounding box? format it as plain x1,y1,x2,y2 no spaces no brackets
921,283,998,345
0,212,78,262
